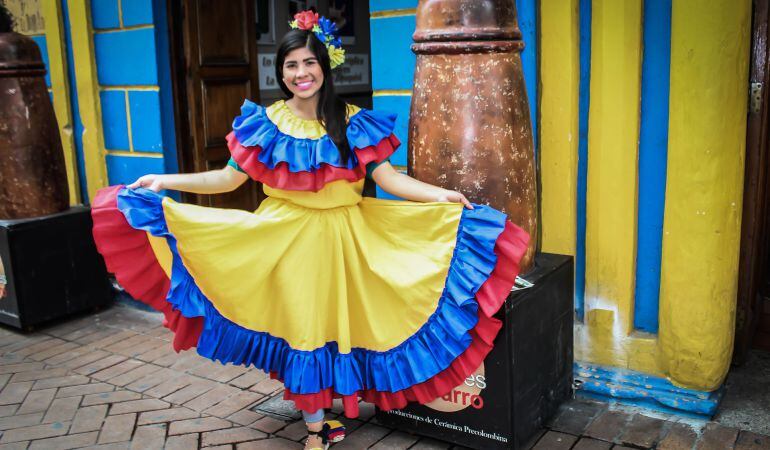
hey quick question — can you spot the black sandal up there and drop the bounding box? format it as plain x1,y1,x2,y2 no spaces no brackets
305,420,345,450
305,428,328,450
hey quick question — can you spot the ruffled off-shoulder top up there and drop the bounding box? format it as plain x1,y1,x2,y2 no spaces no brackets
226,99,399,192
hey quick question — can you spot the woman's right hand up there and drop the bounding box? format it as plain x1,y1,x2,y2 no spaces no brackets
127,174,166,192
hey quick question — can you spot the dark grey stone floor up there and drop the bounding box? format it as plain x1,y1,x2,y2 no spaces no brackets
715,349,770,435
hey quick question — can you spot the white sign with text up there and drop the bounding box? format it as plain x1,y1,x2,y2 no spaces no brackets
259,53,370,91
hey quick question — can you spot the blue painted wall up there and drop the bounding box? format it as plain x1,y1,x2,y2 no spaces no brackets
99,90,129,149
370,15,417,92
91,0,120,29
105,154,165,185
128,91,164,152
94,29,158,86
370,0,417,12
89,0,177,186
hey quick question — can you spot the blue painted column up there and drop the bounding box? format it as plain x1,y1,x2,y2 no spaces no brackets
633,0,672,333
516,0,538,152
576,0,591,320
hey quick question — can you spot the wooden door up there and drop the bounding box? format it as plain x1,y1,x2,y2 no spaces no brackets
172,0,262,209
734,0,770,362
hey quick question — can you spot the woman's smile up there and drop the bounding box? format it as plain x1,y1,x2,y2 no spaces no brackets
294,79,315,91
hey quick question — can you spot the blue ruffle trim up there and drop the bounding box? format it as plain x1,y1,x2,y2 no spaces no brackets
232,99,397,173
117,187,506,395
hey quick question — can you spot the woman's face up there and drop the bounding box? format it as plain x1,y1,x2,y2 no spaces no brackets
282,46,324,100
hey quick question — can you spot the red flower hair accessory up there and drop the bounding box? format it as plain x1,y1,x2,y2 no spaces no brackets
292,10,319,30
289,10,345,69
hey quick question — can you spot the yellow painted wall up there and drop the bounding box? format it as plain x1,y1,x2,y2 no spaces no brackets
538,0,752,390
539,0,579,257
42,0,81,204
658,0,751,390
581,0,643,354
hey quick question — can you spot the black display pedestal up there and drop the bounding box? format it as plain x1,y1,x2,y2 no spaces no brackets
376,253,574,449
0,207,112,330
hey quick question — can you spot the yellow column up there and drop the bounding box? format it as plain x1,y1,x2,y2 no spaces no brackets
539,0,579,256
658,0,751,390
41,0,80,204
576,0,657,371
584,0,642,336
67,0,107,201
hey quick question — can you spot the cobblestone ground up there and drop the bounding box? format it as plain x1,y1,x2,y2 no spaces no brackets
0,303,767,449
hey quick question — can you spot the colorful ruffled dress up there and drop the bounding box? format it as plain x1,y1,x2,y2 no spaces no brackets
91,99,529,418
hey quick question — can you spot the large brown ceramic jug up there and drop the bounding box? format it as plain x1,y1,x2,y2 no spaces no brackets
409,0,537,272
0,31,68,219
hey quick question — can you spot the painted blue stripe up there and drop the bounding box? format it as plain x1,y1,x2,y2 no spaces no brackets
576,0,591,320
633,0,671,333
370,0,417,13
62,0,89,203
152,0,180,201
516,0,538,153
30,36,51,87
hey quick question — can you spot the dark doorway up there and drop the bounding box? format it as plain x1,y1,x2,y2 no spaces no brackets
166,0,263,210
735,0,770,362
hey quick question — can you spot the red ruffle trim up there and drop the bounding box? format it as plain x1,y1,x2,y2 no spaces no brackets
226,132,399,192
91,186,203,352
278,221,530,418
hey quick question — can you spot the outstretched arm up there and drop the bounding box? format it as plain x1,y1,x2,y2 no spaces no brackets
0,255,6,298
127,166,249,194
371,162,473,209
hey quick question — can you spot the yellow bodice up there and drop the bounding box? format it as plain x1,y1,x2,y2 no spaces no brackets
263,179,365,210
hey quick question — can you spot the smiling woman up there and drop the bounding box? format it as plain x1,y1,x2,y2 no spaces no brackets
90,9,529,450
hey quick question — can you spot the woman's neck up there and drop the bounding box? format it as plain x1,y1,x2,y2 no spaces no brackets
286,96,320,120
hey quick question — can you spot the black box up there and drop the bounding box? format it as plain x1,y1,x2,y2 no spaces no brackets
0,207,112,330
376,253,574,449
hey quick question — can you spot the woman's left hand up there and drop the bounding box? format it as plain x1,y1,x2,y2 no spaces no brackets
437,190,474,210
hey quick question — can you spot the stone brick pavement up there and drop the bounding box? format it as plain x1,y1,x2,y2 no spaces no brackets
0,303,766,449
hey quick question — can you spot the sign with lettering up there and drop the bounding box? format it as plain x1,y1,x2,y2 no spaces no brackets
259,53,369,91
5,0,45,35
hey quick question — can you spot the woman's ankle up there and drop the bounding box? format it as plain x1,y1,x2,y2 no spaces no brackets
306,419,324,432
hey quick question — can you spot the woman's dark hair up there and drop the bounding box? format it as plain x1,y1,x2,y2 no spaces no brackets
0,3,15,33
276,29,351,163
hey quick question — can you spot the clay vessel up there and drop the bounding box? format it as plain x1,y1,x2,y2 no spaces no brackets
0,31,68,219
409,0,537,272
